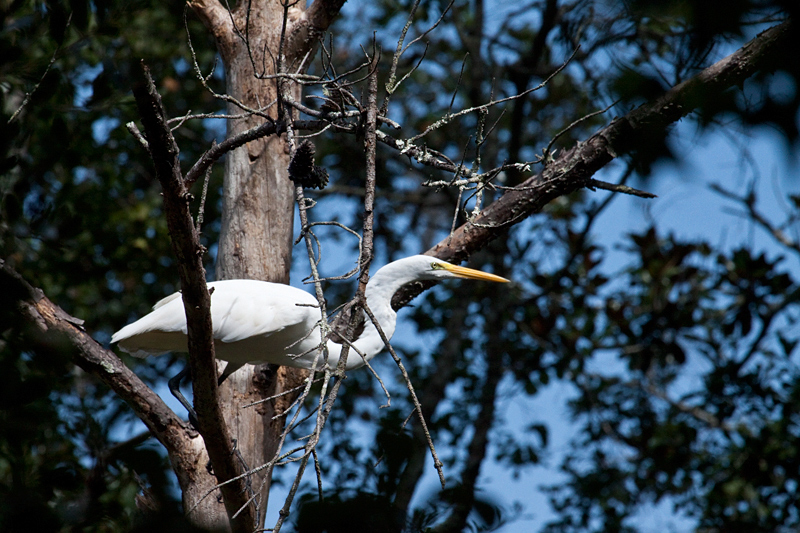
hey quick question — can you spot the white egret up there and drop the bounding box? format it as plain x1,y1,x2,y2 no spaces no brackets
112,255,508,412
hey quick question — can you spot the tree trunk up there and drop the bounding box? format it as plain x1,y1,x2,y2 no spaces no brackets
183,1,314,528
212,12,302,526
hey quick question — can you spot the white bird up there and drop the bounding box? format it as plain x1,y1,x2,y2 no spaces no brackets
112,255,508,412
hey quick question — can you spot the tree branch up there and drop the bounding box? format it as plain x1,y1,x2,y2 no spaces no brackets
279,0,347,74
392,20,794,308
0,259,189,452
184,118,278,188
589,178,656,198
132,62,256,533
301,0,347,41
392,295,472,515
187,0,234,48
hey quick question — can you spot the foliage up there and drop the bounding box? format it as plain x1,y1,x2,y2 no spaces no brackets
542,230,800,532
1,0,220,529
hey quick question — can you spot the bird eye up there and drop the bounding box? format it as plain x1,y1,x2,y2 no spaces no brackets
430,262,444,270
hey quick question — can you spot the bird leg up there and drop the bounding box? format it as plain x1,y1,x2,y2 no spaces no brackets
168,365,199,428
168,362,244,429
217,361,245,384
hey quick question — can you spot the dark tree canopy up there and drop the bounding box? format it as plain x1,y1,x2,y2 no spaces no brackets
1,0,799,531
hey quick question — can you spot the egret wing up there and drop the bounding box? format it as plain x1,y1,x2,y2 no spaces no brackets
111,280,320,357
207,280,320,343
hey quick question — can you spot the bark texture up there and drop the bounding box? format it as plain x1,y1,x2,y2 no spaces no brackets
134,65,258,531
188,0,347,526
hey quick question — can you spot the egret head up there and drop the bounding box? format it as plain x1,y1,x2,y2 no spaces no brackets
395,255,510,283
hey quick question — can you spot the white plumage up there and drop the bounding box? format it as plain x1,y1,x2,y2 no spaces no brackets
112,255,508,378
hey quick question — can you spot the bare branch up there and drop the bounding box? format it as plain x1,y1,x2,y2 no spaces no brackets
195,160,213,229
383,0,422,103
126,121,149,151
266,182,336,532
590,178,657,198
401,20,793,301
242,377,323,409
133,62,255,532
363,304,447,488
184,7,276,118
185,118,278,188
0,260,189,450
406,48,577,145
402,0,455,55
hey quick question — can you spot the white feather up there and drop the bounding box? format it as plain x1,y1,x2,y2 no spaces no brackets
111,255,508,373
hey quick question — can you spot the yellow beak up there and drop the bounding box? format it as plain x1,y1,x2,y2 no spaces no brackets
441,263,510,283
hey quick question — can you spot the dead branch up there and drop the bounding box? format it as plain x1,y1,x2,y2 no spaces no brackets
0,259,189,450
184,118,278,188
132,62,256,532
590,179,656,198
388,20,794,309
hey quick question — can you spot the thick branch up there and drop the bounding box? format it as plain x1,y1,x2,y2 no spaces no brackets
187,0,234,48
287,0,347,56
392,20,794,308
0,260,189,452
133,63,255,532
304,0,347,33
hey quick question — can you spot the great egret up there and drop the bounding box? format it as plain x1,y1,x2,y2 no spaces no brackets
112,255,508,412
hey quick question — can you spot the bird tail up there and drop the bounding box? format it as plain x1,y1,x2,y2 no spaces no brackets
111,304,188,358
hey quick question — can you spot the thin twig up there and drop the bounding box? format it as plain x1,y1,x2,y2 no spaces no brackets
167,111,254,124
589,178,657,198
312,449,324,502
242,377,323,408
8,13,71,124
185,6,275,118
363,304,446,488
195,147,214,229
382,0,422,110
401,0,455,55
126,122,149,151
542,98,617,161
406,48,578,145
